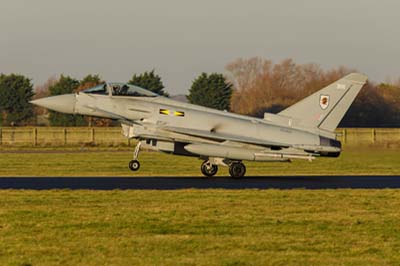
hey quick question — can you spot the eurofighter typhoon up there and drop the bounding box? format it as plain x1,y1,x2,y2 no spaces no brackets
31,73,367,178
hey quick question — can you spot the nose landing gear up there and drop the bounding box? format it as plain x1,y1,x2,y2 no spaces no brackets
129,160,140,171
129,142,141,171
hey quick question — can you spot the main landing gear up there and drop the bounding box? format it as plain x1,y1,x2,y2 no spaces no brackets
201,160,219,177
128,141,247,178
201,159,246,178
129,142,141,171
228,162,246,179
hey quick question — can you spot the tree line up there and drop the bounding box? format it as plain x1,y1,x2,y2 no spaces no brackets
0,57,399,127
226,58,400,127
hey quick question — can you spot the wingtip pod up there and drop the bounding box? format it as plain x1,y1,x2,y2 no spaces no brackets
344,73,368,84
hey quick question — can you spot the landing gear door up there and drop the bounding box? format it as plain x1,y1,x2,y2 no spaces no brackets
121,123,151,139
121,123,139,138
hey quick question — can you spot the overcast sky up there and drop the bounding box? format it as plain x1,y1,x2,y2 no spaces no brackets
1,0,399,94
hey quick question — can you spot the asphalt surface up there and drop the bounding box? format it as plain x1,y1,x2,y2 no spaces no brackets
0,176,400,190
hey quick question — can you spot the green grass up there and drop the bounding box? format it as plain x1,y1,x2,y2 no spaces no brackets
0,147,399,265
0,146,399,176
1,189,400,265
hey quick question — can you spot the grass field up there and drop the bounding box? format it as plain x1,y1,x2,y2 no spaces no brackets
1,189,400,266
0,146,399,176
1,146,399,265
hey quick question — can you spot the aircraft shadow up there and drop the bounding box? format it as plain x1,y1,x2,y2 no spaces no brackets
0,176,399,190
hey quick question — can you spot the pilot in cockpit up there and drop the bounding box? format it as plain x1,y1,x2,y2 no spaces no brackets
120,84,129,95
112,85,121,95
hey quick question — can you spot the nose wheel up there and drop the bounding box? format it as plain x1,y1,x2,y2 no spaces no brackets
129,142,141,171
129,160,140,171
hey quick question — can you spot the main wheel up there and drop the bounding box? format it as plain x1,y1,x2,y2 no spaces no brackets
129,160,140,171
201,161,218,177
229,162,246,178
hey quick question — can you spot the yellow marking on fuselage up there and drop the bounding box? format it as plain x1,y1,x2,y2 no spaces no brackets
159,109,170,115
174,111,185,117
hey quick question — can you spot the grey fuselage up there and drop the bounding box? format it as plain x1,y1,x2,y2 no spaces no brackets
31,73,369,164
73,92,339,156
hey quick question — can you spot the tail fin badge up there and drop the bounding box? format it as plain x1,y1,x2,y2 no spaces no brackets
320,95,330,110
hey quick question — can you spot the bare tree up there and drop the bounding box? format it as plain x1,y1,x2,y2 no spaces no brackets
226,58,354,116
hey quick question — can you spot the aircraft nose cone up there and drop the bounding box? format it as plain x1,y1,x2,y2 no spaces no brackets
30,94,76,114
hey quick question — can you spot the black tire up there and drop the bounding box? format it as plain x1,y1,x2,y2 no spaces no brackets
201,161,218,177
129,160,140,171
229,162,246,178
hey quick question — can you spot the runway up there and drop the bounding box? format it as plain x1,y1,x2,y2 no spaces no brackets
0,176,400,190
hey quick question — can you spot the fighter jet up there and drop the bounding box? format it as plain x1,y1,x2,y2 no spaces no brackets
31,73,367,178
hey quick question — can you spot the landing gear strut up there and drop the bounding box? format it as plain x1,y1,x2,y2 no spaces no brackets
129,142,141,171
200,159,246,178
201,160,218,177
229,162,246,178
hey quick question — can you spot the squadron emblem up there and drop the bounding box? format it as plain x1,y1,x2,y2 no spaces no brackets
319,95,330,110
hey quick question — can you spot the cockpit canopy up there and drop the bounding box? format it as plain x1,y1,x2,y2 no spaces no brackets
82,83,158,97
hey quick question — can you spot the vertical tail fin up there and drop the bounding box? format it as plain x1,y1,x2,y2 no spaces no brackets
278,73,368,132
